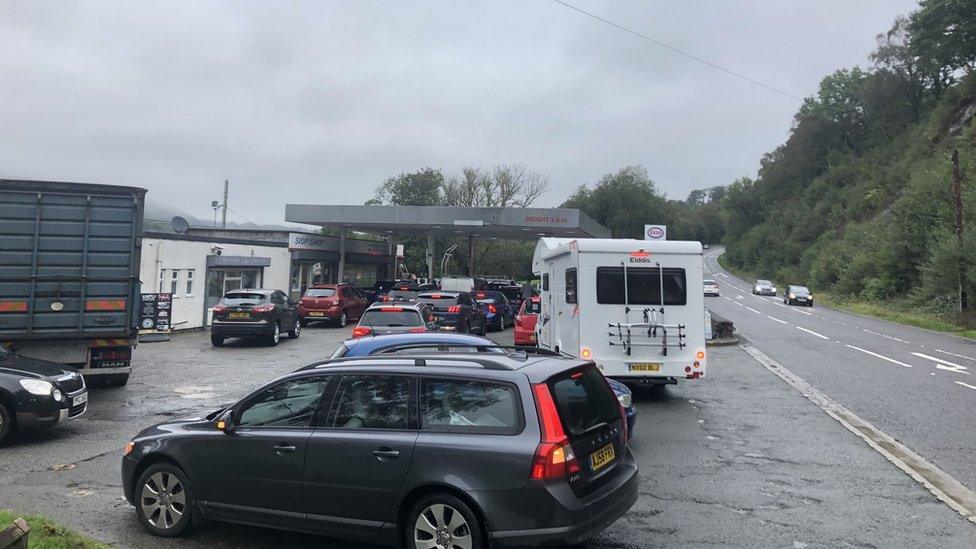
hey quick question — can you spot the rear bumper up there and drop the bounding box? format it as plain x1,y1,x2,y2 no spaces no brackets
211,321,272,337
489,448,639,548
298,305,342,319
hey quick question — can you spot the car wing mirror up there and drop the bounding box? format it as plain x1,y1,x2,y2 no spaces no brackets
216,409,236,434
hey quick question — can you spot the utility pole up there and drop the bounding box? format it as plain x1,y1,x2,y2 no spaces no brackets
952,149,967,311
221,179,229,228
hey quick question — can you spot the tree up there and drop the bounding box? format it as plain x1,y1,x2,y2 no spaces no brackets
373,168,444,206
561,166,672,239
442,165,549,208
910,0,976,91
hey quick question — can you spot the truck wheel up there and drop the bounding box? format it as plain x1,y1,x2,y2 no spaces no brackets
211,334,224,347
104,373,130,387
0,401,12,446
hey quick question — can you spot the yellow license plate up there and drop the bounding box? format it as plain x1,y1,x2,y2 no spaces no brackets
628,363,660,372
228,312,250,319
308,311,325,317
590,443,616,471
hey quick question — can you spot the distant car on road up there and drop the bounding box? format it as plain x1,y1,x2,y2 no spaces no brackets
474,290,516,331
351,302,438,338
211,289,301,346
515,296,541,346
753,279,777,296
703,279,720,296
0,344,88,445
298,283,368,328
121,350,638,546
416,291,488,335
784,285,814,307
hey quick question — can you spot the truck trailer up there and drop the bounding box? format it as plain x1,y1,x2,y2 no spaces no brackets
0,179,146,385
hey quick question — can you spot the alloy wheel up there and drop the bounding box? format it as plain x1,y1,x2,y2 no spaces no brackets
140,471,186,530
338,312,347,328
414,503,472,549
272,323,280,344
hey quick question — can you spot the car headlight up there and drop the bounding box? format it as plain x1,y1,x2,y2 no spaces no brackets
20,379,55,396
789,293,796,299
771,287,777,293
617,393,632,408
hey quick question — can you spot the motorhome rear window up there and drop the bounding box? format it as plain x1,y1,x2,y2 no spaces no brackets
595,267,687,305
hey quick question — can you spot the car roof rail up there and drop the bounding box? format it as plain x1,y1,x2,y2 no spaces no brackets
308,354,517,371
373,343,561,359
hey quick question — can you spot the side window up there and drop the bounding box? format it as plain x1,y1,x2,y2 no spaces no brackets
331,375,413,430
421,378,521,434
565,268,577,304
542,273,549,292
237,376,331,428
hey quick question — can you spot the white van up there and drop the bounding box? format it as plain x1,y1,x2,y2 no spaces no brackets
532,238,706,384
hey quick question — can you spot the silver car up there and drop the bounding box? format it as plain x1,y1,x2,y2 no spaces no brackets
753,279,777,296
703,279,720,296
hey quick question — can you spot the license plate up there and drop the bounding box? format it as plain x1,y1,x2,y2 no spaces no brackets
73,392,88,406
628,363,661,372
228,312,250,319
308,311,325,317
590,443,616,471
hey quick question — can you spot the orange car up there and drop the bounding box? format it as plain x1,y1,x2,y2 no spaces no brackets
514,296,541,345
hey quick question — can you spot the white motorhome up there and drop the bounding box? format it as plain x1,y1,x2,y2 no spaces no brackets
532,238,706,384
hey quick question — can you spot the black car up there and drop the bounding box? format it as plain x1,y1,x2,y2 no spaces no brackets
211,289,301,347
784,285,814,307
473,290,516,331
121,353,637,547
0,344,88,445
415,291,487,335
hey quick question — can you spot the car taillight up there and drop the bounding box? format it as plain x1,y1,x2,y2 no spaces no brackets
448,305,461,313
619,399,628,442
332,299,341,306
488,304,497,314
380,307,403,312
381,295,391,302
515,315,522,326
352,326,372,338
408,327,426,333
212,303,228,313
529,383,580,480
252,304,274,312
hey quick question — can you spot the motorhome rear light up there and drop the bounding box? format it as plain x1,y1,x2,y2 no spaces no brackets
380,307,403,312
580,347,592,359
696,350,706,360
684,366,692,373
629,251,651,257
448,305,461,313
352,326,372,338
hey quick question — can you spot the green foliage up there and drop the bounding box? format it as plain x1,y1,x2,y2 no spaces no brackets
0,508,110,549
373,168,444,207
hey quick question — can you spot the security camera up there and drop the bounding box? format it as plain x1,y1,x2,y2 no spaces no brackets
212,245,223,256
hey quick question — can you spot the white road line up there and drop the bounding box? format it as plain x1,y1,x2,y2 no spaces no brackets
767,315,787,325
735,295,744,300
862,328,911,344
936,349,976,362
833,321,849,326
796,326,830,340
721,295,733,302
733,301,744,307
912,352,970,375
957,381,976,391
745,306,761,314
741,344,976,525
846,345,914,368
794,308,814,316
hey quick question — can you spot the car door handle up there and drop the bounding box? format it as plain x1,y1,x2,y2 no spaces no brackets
273,444,296,453
372,448,400,459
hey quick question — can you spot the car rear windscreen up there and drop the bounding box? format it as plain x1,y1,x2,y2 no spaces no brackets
359,309,423,326
222,293,266,305
417,295,459,307
524,300,541,314
703,279,717,285
596,267,687,305
549,367,620,438
305,288,336,297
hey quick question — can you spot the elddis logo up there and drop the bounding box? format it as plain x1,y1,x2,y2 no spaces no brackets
629,256,653,263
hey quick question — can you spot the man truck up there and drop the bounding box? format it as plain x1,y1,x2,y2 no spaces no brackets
0,179,146,386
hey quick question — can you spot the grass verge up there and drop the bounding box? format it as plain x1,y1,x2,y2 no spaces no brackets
0,509,109,549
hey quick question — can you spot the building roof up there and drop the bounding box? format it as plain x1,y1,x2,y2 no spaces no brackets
283,205,611,239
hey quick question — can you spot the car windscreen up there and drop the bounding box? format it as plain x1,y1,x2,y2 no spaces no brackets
703,279,717,285
221,293,266,305
792,286,811,294
596,267,687,305
305,288,336,297
549,367,620,438
757,280,772,286
359,309,423,326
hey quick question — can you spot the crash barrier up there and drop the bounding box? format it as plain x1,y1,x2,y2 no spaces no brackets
710,311,735,340
0,518,29,549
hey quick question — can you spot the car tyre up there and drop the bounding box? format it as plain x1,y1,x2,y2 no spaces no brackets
135,463,194,537
288,321,301,339
405,493,484,549
0,401,12,446
211,333,224,347
336,311,348,328
267,322,280,346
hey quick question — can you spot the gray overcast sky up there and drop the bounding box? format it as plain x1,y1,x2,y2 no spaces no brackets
1,0,919,224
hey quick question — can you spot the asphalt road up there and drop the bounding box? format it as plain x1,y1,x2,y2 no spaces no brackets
2,306,976,547
703,247,976,497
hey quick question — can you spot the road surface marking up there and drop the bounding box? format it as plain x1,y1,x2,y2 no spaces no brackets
733,301,744,307
957,381,976,391
721,296,733,302
766,315,787,324
741,344,976,525
936,349,976,362
794,308,814,316
796,326,830,340
836,321,849,327
736,295,744,300
912,352,970,374
745,306,761,314
846,345,914,368
862,329,910,344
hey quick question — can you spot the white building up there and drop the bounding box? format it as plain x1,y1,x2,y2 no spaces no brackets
140,229,392,330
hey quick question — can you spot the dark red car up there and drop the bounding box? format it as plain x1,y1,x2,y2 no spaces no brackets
298,284,368,328
514,296,541,346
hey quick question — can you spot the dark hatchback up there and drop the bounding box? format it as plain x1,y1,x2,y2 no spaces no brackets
211,289,301,346
473,290,516,331
0,344,88,444
415,291,487,335
121,354,638,547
